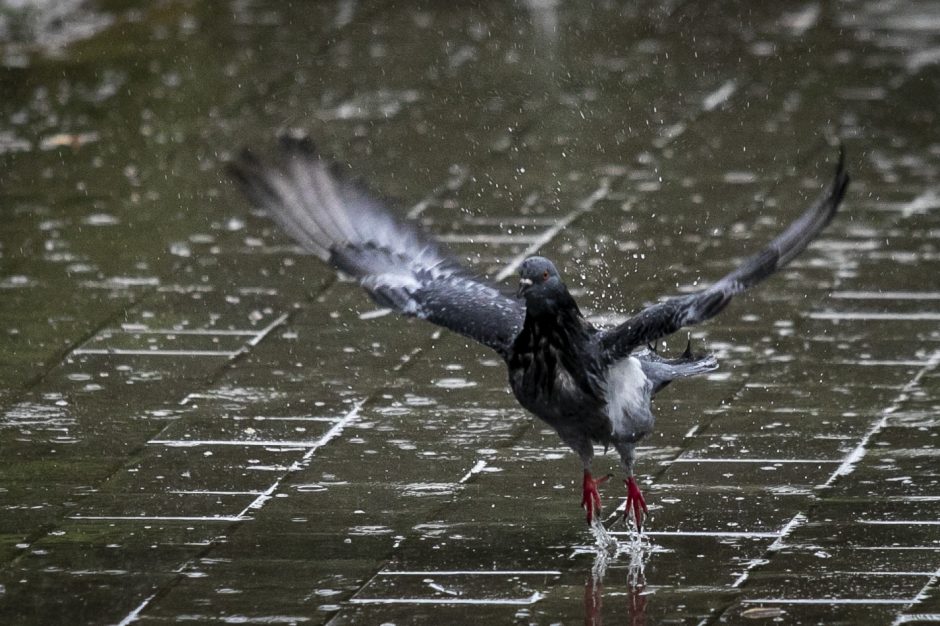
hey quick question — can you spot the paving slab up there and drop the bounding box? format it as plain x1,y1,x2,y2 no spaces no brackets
2,0,939,624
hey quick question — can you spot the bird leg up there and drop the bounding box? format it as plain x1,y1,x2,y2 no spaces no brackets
581,470,611,524
624,475,649,532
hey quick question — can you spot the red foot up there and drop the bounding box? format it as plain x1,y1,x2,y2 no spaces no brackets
625,476,649,532
581,470,611,523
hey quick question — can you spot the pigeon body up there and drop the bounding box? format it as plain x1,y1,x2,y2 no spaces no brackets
229,136,849,529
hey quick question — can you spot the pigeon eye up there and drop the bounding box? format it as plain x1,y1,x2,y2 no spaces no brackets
542,270,549,281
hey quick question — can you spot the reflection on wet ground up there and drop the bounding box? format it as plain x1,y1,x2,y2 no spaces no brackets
1,0,939,623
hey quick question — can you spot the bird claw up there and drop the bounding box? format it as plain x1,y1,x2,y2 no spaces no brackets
625,476,649,532
581,471,612,524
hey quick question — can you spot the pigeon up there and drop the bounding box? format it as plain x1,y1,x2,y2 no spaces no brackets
228,136,849,531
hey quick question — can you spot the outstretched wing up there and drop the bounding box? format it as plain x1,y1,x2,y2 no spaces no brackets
228,135,524,357
598,149,850,364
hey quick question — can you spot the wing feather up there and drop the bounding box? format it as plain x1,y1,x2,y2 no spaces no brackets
598,149,849,363
228,135,524,357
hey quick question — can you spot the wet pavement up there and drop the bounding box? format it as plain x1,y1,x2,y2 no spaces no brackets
1,0,939,623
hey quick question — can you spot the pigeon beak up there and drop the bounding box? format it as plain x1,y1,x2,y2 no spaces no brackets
517,277,533,298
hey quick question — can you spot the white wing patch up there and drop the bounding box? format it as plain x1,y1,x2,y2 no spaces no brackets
605,356,653,438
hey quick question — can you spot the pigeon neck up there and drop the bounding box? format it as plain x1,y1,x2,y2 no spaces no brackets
523,291,585,329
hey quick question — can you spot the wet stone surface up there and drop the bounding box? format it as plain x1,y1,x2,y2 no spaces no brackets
1,0,940,624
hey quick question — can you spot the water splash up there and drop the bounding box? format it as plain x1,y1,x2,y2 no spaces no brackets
586,518,653,588
589,515,618,555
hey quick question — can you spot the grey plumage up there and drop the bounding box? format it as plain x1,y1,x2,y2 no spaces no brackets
229,136,524,357
229,137,849,530
638,343,719,395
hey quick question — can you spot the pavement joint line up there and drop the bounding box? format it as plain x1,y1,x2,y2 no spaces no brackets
68,515,245,522
77,321,282,380
115,592,157,626
68,305,285,359
727,513,808,590
1,289,155,406
823,348,940,488
249,416,343,422
178,394,330,408
611,530,779,539
378,570,562,576
853,547,940,552
434,233,544,244
149,439,333,447
666,458,841,464
705,347,940,621
766,513,809,553
169,490,265,495
859,520,940,526
72,349,241,357
245,312,290,347
832,359,936,367
868,251,940,261
834,571,938,577
70,401,365,524
831,290,940,300
741,599,914,605
155,283,215,293
910,566,940,607
458,459,488,483
213,245,306,255
649,485,814,494
113,328,262,336
99,356,350,625
464,215,561,226
493,179,611,282
232,398,367,520
0,299,300,584
809,311,940,321
348,594,544,606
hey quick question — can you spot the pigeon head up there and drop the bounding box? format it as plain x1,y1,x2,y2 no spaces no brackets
517,256,569,311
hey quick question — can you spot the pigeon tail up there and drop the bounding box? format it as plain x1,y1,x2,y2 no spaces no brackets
637,343,718,395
